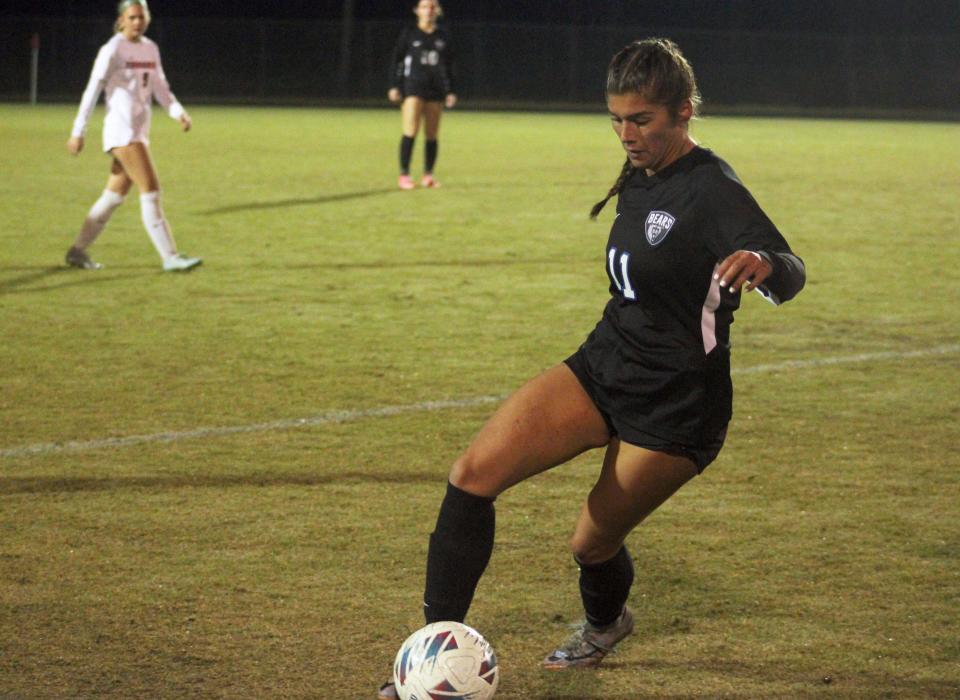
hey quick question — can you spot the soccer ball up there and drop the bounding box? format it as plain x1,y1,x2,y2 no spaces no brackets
393,621,500,700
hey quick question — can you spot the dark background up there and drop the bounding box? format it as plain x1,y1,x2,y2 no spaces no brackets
2,1,958,115
3,0,958,33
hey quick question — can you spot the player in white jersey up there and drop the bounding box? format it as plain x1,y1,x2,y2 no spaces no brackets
65,0,201,272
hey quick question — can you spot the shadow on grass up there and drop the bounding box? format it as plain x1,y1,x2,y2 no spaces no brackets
199,187,396,215
0,470,439,495
0,266,156,293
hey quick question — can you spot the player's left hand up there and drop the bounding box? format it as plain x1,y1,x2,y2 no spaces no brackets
445,93,457,109
715,250,773,293
179,112,192,132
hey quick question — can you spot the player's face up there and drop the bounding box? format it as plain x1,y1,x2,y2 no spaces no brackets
607,92,693,174
119,5,148,40
414,0,439,24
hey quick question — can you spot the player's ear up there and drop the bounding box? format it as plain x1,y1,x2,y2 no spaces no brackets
675,98,694,126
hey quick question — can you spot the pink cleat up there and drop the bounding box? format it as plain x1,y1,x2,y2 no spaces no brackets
398,174,415,190
420,174,441,188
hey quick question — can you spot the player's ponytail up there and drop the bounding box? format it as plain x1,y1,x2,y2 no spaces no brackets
590,158,636,220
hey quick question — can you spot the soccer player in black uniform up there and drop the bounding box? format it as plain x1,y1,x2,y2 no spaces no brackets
377,37,805,699
387,0,456,190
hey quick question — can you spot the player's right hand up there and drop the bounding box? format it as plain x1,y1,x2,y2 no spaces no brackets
67,136,84,155
388,88,402,103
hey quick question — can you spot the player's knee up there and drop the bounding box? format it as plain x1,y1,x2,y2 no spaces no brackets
448,451,498,498
140,189,161,206
570,532,622,567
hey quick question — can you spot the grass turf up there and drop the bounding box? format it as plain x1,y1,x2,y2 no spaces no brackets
1,104,958,698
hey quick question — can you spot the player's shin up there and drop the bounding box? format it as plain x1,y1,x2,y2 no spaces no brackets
423,481,496,624
577,545,634,628
74,189,125,249
139,190,177,260
425,139,438,173
399,135,415,175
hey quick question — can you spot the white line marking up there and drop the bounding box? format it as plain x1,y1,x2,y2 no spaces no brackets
731,344,960,375
0,396,503,459
2,345,957,459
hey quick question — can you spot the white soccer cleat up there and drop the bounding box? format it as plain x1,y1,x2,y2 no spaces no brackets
65,246,103,270
162,253,202,272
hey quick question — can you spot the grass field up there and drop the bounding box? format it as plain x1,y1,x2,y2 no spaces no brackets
1,104,958,699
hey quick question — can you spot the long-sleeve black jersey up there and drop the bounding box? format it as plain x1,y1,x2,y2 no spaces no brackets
573,146,806,445
389,25,455,97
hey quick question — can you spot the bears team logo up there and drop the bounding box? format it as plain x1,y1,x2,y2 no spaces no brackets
645,211,675,246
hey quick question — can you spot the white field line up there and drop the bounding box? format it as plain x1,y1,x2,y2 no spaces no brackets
2,344,957,459
730,343,959,375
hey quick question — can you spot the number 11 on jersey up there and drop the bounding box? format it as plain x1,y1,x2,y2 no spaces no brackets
608,247,636,300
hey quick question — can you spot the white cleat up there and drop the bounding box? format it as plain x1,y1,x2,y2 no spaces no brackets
162,253,203,272
65,246,103,270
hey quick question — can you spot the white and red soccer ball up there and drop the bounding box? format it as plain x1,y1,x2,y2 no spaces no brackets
393,621,499,700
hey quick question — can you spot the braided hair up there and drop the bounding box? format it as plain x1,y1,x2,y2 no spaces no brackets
589,159,636,220
590,38,701,219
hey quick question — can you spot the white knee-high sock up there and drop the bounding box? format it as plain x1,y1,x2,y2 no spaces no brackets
139,190,177,260
73,189,125,250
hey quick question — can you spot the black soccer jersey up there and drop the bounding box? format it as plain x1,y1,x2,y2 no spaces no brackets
389,25,455,100
572,146,805,447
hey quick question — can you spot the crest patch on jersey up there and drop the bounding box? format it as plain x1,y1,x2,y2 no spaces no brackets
436,40,446,49
644,210,676,246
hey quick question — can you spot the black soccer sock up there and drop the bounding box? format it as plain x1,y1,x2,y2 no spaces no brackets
578,545,634,628
399,135,415,175
423,481,496,624
424,139,438,173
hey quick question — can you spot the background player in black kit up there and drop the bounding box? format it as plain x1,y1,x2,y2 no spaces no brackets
377,37,805,699
387,0,456,190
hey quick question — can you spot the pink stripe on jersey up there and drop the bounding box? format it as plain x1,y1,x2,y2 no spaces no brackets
701,266,722,354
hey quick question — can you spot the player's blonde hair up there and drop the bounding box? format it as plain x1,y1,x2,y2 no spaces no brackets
114,0,151,34
590,38,701,219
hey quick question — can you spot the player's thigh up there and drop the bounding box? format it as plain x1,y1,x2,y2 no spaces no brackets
105,158,133,196
401,97,424,137
450,363,610,497
422,101,443,138
570,440,698,564
111,142,160,192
